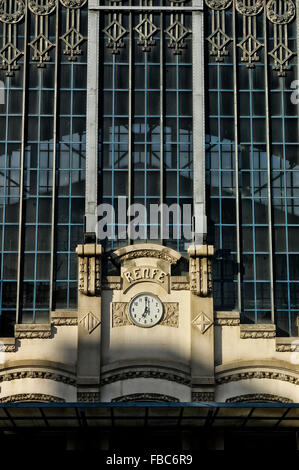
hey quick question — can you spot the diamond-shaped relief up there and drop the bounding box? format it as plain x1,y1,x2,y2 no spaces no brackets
79,312,101,334
192,313,213,334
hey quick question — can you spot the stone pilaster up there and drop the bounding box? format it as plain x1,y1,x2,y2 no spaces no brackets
189,245,215,398
76,243,102,400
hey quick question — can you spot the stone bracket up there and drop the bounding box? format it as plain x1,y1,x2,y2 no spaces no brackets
76,244,102,296
188,245,214,297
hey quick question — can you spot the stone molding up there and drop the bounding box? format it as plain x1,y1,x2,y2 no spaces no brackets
0,370,76,385
15,324,52,339
0,394,65,403
112,393,179,403
78,392,101,402
188,245,214,297
76,243,102,296
240,324,276,339
171,277,190,290
112,244,181,266
101,369,190,386
0,338,16,352
216,370,299,385
192,392,215,402
102,276,122,290
276,338,299,352
214,311,240,326
226,394,293,404
51,311,78,326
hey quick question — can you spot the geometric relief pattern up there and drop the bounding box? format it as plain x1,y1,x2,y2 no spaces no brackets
205,0,297,76
0,0,87,75
103,0,191,56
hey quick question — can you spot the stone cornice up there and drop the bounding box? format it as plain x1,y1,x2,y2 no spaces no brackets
51,311,78,326
78,392,101,402
15,324,52,339
0,394,65,403
276,338,299,352
112,244,181,266
0,360,76,374
226,394,293,404
0,338,16,352
216,370,299,385
0,370,76,386
240,324,276,339
192,392,215,402
112,393,179,403
102,276,122,290
214,311,240,326
171,276,190,290
101,369,190,386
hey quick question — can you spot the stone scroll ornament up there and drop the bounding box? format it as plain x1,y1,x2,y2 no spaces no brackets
205,0,297,76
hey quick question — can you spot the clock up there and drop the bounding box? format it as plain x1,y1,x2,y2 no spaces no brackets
128,293,164,328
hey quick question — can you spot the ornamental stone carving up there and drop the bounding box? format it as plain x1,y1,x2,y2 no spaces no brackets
0,370,76,385
266,0,296,24
112,302,131,327
79,311,101,334
205,0,232,10
235,0,264,16
240,324,276,339
0,393,65,403
192,392,215,402
112,302,179,328
188,245,214,297
101,369,190,386
78,392,101,402
0,0,25,23
60,0,87,8
226,393,293,404
216,371,299,385
161,303,179,328
28,0,57,15
76,244,102,296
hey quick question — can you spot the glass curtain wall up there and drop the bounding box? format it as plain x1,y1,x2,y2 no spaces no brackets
99,0,193,254
205,0,299,336
0,1,87,334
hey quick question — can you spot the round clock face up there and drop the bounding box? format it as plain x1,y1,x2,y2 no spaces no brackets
128,293,164,328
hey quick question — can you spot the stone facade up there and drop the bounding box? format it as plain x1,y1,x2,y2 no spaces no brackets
0,243,298,403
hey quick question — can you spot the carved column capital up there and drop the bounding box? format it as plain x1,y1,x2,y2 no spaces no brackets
188,245,214,297
76,243,102,296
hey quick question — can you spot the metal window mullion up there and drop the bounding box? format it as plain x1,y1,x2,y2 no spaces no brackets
128,11,133,243
263,9,275,324
232,5,242,314
249,69,257,322
16,6,28,324
281,83,292,335
49,4,60,313
160,12,164,243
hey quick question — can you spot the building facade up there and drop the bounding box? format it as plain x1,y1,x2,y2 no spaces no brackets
0,0,298,404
